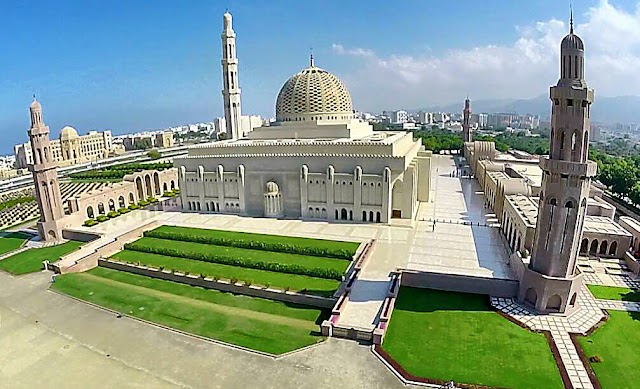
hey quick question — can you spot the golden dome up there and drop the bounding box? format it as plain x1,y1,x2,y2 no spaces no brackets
275,65,354,122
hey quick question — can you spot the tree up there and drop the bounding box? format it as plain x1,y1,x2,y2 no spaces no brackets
147,149,161,160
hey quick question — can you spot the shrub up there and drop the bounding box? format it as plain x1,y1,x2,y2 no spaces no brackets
148,197,158,203
96,215,109,222
118,207,131,214
107,211,120,219
589,355,603,363
128,203,140,210
230,278,238,284
123,241,343,280
142,230,354,260
163,191,176,198
83,219,98,227
138,200,150,206
245,279,252,287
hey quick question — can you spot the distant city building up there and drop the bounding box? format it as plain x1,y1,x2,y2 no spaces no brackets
14,127,113,169
213,115,263,138
382,110,408,124
417,111,433,125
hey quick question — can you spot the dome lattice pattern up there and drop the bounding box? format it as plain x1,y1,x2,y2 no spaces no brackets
275,66,353,121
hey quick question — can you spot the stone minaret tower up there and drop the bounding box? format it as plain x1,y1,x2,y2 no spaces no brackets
28,99,65,241
221,11,242,140
518,14,596,314
462,97,472,143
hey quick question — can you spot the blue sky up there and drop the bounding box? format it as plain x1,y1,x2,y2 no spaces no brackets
0,0,637,154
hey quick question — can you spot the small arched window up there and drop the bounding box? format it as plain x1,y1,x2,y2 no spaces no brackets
548,198,557,206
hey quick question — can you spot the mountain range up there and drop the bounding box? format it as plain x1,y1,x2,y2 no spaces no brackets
417,95,640,124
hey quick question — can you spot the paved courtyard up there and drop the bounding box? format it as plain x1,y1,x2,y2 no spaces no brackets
408,155,514,279
0,271,414,389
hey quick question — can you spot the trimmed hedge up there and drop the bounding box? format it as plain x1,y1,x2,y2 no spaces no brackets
69,162,173,181
118,207,131,214
124,241,343,280
148,197,158,203
143,229,354,260
83,219,98,227
139,200,150,206
96,215,108,222
107,211,120,218
128,204,140,210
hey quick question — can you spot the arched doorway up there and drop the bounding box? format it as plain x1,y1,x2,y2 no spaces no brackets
118,196,125,208
524,288,537,306
546,295,562,312
153,172,161,196
129,192,135,204
48,230,57,240
580,239,588,255
98,202,105,215
341,208,348,220
163,182,168,192
609,241,617,256
391,179,403,218
376,212,381,223
108,199,116,211
599,241,608,255
589,239,599,255
145,175,153,199
569,293,577,307
170,180,175,190
136,177,144,200
86,206,94,218
362,211,367,221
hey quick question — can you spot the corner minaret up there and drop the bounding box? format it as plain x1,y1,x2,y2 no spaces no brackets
28,98,65,241
462,97,472,143
518,14,596,314
221,11,242,140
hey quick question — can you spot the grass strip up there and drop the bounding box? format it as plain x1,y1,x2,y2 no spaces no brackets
52,267,327,354
381,287,564,389
587,284,640,302
112,250,340,297
0,240,82,275
0,232,30,255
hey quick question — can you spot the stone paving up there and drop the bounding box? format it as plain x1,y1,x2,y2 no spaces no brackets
594,299,640,312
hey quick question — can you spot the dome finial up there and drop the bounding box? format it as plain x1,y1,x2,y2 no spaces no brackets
570,3,574,34
309,47,314,67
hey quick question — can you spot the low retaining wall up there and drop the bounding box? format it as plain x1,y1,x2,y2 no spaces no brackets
99,259,336,309
624,251,640,275
54,221,160,274
400,270,519,298
62,229,101,243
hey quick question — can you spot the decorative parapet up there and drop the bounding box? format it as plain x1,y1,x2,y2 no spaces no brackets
179,153,404,160
539,157,597,177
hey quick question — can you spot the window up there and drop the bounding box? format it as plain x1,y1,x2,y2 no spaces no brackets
567,99,573,107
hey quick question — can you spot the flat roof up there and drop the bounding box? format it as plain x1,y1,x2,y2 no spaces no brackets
583,216,632,237
505,194,538,227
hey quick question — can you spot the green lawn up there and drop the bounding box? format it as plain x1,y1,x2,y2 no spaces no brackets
578,310,640,388
130,237,350,274
152,225,360,254
52,267,328,354
382,287,564,389
587,284,640,302
112,250,340,297
0,232,30,255
0,196,35,212
0,240,83,275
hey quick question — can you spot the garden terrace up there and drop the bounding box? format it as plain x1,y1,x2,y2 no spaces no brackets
380,287,564,389
69,162,173,182
0,240,83,275
578,310,640,388
51,267,329,355
111,250,340,298
124,237,351,280
0,232,30,255
145,225,360,260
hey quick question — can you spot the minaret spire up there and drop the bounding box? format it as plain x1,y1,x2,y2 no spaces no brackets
570,4,574,33
310,48,314,67
221,11,242,140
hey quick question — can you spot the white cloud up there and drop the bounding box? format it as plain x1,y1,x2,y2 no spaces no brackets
332,0,640,111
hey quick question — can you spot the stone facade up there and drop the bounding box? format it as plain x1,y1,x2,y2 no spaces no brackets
67,169,178,219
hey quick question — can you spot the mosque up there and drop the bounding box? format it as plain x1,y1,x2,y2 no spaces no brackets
176,12,432,224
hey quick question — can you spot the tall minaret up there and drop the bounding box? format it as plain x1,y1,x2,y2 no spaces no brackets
518,13,596,314
28,98,65,241
462,97,472,143
221,11,242,140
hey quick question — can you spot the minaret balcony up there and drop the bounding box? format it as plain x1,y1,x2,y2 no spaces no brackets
540,157,597,177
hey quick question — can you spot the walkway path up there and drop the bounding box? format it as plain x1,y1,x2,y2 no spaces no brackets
0,271,416,389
